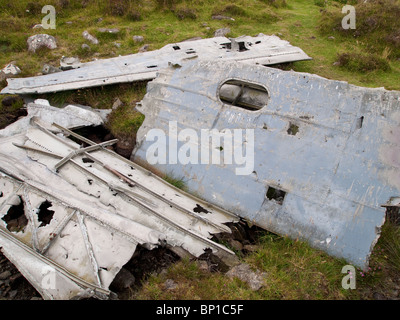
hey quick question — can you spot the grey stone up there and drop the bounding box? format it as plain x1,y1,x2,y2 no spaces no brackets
138,44,149,52
27,34,57,53
81,43,90,50
226,263,266,291
8,290,17,299
164,279,177,290
214,28,230,37
1,63,21,77
112,97,123,110
0,270,11,280
132,35,144,43
98,28,120,34
212,15,234,21
82,30,99,45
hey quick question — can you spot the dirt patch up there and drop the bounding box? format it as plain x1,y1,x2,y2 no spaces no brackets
0,250,42,300
0,95,27,130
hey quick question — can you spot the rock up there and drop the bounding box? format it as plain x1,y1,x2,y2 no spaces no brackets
243,244,258,252
2,95,23,107
138,44,149,52
0,63,21,81
27,34,57,53
226,263,266,291
42,64,62,74
8,290,17,299
333,61,340,66
328,36,335,40
373,292,387,300
212,15,235,21
229,239,243,252
82,30,99,45
0,270,11,280
32,24,43,29
197,260,209,272
132,35,144,43
164,279,177,290
214,28,230,37
81,43,90,50
112,98,123,110
113,42,121,48
115,139,134,158
110,268,135,292
97,28,120,34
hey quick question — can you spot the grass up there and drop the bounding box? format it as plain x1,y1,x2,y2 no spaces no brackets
131,218,400,300
0,0,399,300
163,173,187,190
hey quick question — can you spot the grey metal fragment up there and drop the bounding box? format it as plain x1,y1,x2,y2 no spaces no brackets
60,56,82,70
1,34,311,95
132,60,400,269
0,99,109,138
0,107,239,299
42,64,62,75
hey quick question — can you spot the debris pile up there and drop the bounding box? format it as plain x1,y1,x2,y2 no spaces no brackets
0,100,239,299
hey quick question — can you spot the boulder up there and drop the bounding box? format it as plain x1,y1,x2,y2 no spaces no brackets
27,34,57,53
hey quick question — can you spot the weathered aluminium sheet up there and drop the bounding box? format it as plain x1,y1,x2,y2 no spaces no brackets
1,34,311,95
0,105,239,299
132,60,400,269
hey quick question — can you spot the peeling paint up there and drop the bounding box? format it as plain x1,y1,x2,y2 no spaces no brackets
132,60,400,268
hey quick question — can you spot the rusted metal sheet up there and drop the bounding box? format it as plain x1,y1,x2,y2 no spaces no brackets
0,103,239,299
132,60,400,269
1,34,311,95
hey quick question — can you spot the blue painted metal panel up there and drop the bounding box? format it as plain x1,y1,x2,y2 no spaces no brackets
133,60,400,268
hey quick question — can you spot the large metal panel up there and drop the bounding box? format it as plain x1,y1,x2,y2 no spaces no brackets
132,60,400,268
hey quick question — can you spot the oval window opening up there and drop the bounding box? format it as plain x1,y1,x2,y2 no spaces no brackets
219,79,268,111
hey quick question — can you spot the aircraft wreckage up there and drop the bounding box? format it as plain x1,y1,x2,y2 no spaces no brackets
0,34,399,299
0,100,243,299
0,34,311,95
132,60,400,270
